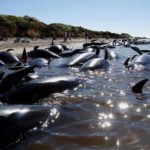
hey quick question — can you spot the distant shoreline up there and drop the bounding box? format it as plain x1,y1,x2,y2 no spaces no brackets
0,37,130,55
0,38,96,55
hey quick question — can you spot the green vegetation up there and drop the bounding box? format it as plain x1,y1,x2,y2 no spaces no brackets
0,14,132,39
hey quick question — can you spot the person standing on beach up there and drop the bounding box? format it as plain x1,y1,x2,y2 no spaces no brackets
85,32,88,41
63,31,68,42
113,39,116,46
68,32,71,41
51,30,56,40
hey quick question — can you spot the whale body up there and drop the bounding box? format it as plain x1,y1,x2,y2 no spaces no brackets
28,48,60,59
0,76,80,104
80,58,109,71
0,51,19,63
0,105,53,148
29,58,49,68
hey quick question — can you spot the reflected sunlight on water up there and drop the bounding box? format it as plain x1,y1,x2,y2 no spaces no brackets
13,45,150,150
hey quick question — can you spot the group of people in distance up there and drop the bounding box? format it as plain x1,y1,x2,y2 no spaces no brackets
51,30,91,43
51,30,71,43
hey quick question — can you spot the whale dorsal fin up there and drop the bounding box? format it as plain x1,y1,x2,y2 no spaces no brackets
21,48,28,62
104,48,109,60
130,46,143,55
124,57,130,67
132,79,149,93
131,55,137,61
91,46,100,56
34,46,39,51
95,46,100,56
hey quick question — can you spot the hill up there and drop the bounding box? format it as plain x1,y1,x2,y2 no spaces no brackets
0,14,132,39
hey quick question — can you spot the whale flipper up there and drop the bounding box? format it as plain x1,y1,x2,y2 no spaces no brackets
132,79,149,93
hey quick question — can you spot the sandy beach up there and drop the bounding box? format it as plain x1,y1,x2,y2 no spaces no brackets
0,38,88,55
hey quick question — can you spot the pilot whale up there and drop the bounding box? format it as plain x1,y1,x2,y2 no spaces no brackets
124,46,150,70
68,46,101,66
0,105,53,148
47,44,64,54
60,48,85,57
28,46,60,59
83,42,108,48
80,57,109,71
18,48,50,68
0,76,80,104
80,48,110,71
0,49,19,63
47,40,71,54
0,65,36,92
29,58,50,68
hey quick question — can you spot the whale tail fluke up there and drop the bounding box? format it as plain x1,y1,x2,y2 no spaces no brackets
132,79,149,93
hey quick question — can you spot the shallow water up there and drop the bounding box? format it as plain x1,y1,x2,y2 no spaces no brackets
12,45,150,150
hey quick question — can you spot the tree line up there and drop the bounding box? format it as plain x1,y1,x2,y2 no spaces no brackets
0,14,132,39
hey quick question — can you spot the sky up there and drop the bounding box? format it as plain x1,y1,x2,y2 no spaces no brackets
0,0,150,37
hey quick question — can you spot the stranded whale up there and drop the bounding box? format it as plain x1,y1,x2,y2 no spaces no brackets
0,76,80,104
0,49,19,63
0,105,54,148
